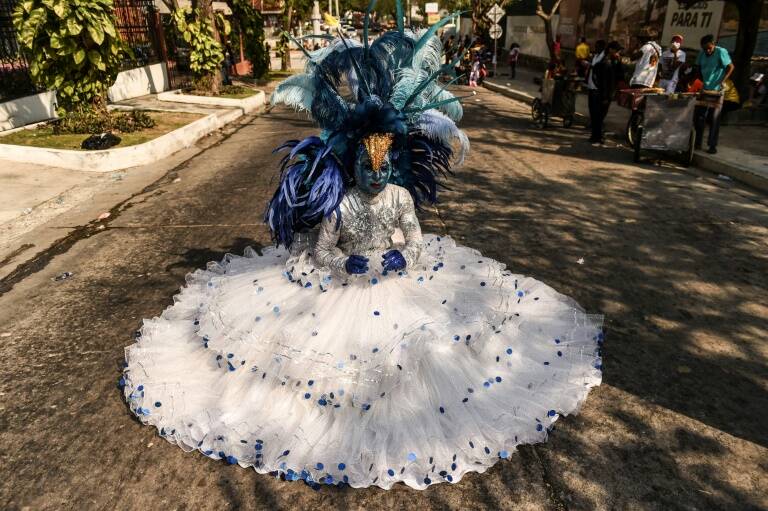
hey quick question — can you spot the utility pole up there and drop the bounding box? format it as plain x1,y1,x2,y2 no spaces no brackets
312,1,321,35
406,0,411,26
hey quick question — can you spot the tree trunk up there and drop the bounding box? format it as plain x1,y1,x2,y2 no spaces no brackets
543,17,554,59
281,3,293,71
732,0,762,100
603,0,617,39
194,0,221,94
536,0,563,60
643,0,655,26
471,0,485,40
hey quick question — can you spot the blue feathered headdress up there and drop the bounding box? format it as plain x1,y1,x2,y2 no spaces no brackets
266,3,470,248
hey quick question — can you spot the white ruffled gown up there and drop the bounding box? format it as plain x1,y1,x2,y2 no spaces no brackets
123,184,603,490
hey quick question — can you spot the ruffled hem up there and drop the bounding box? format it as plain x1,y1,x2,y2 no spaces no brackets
122,234,603,490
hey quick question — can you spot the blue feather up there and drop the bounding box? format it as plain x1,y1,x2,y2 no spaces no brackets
271,74,315,111
266,136,347,248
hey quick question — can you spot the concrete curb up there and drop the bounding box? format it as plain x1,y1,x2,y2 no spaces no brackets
483,80,536,105
0,108,243,173
483,80,768,192
482,80,588,122
157,89,266,114
692,152,768,192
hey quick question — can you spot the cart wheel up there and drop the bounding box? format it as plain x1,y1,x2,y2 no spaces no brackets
531,99,542,121
563,115,573,128
627,111,642,147
633,126,643,163
536,104,549,129
682,129,695,167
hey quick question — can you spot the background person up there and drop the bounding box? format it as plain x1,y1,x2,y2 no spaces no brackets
546,47,566,80
469,54,481,87
587,41,623,145
575,37,590,78
508,42,520,78
630,27,662,89
444,35,455,65
659,34,686,93
694,34,734,154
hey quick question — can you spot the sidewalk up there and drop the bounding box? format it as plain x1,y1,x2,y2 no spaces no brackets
484,66,768,192
0,92,262,278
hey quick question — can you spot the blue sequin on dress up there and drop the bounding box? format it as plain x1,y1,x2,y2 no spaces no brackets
123,184,603,490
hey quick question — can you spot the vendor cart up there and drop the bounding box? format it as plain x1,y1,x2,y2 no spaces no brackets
616,88,666,148
631,92,698,166
531,75,580,129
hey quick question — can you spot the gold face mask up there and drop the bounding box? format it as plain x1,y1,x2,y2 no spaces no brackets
362,133,394,173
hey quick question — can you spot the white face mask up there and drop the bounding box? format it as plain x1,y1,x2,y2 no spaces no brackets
671,41,681,50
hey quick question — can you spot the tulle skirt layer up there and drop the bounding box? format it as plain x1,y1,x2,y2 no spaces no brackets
123,234,603,490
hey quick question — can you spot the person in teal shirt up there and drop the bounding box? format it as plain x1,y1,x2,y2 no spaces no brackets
694,34,735,154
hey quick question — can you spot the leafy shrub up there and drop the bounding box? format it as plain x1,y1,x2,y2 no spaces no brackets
12,0,126,110
112,110,155,132
220,85,251,95
228,0,269,79
172,7,230,90
52,108,156,135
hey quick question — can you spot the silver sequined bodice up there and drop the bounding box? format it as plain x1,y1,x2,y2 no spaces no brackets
313,185,423,274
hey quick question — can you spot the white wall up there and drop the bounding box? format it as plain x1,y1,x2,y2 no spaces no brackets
108,62,170,103
505,15,560,59
0,91,58,132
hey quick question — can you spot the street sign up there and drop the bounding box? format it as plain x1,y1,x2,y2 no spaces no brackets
489,23,503,40
486,4,504,24
425,2,439,14
661,0,724,49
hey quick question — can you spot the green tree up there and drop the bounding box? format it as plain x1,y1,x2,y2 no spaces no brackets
171,1,230,94
535,0,563,59
280,1,294,71
12,0,125,111
228,0,269,79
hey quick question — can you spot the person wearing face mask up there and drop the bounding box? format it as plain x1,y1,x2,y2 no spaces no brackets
659,35,686,94
313,132,422,276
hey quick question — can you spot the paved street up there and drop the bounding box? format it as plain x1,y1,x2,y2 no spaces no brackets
1,88,766,510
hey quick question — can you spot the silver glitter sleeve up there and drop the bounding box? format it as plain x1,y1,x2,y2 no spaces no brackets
313,213,348,274
398,189,423,268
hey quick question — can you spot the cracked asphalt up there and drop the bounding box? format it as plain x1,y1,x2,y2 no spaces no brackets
0,88,766,510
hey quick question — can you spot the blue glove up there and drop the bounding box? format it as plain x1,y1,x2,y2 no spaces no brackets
381,250,407,271
345,255,369,275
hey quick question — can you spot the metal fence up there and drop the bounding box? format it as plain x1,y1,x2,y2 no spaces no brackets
1,0,194,101
114,0,164,70
113,0,192,90
0,0,37,102
160,13,193,90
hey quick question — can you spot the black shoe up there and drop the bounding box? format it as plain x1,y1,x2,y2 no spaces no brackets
707,146,717,154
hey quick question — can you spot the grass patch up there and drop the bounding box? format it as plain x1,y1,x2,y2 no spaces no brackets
234,71,297,86
268,70,298,79
0,111,202,151
183,85,258,100
218,90,257,100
